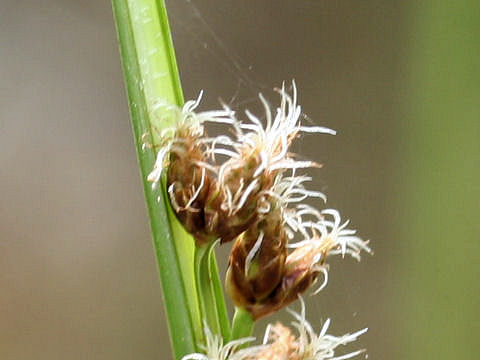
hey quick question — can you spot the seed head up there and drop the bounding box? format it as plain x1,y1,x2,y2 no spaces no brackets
200,81,332,244
181,324,259,360
290,209,372,265
254,299,367,360
147,93,235,245
226,200,288,307
148,83,371,327
181,301,367,360
152,82,333,246
254,322,300,360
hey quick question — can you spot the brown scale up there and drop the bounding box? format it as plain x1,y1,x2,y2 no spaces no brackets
226,204,287,298
260,248,319,318
226,200,301,320
167,117,300,247
167,135,277,246
167,131,321,319
202,148,276,244
228,238,321,320
166,129,212,246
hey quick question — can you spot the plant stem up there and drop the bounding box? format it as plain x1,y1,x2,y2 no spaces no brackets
230,307,254,341
112,0,202,357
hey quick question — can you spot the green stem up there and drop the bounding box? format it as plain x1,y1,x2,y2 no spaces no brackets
112,0,202,357
230,307,254,341
114,0,236,355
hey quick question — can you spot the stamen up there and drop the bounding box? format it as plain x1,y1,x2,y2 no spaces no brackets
245,110,266,137
312,266,329,295
299,125,337,135
269,159,315,171
230,179,245,212
185,167,206,210
207,148,240,159
259,93,272,131
253,151,268,178
262,324,273,345
168,183,181,211
331,349,366,360
193,160,218,175
233,178,259,212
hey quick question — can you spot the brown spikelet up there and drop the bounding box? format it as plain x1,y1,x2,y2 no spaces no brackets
227,238,320,320
169,144,277,245
226,203,287,303
166,128,212,245
261,245,320,317
202,148,276,244
253,323,300,360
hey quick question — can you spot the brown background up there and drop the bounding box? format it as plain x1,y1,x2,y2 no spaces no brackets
1,1,478,359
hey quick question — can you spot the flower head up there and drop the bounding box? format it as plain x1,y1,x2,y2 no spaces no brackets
182,325,259,360
146,93,236,245
256,299,367,360
147,83,336,246
291,209,372,262
283,209,372,295
262,173,326,239
254,322,299,360
225,169,329,314
231,82,335,175
147,91,234,188
193,82,334,244
212,82,334,215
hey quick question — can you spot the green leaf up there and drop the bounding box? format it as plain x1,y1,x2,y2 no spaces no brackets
194,243,231,341
397,1,480,359
208,250,231,340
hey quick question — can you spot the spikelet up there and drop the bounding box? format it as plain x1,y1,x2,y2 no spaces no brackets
149,83,370,320
181,300,368,360
254,299,368,360
201,82,330,244
150,82,332,247
147,93,234,245
150,83,372,360
225,178,371,320
226,198,288,307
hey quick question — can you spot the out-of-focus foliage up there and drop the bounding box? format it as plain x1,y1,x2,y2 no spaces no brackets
397,1,480,359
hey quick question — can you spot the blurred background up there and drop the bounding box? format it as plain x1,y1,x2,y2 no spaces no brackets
1,0,479,359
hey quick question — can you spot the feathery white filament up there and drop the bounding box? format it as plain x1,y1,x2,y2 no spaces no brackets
147,91,234,189
181,324,255,360
184,167,207,210
285,299,368,360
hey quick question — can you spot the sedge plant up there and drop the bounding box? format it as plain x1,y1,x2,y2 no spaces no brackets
112,1,371,359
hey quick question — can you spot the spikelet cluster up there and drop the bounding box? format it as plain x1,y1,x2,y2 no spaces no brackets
148,82,371,317
182,299,367,360
252,300,368,360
